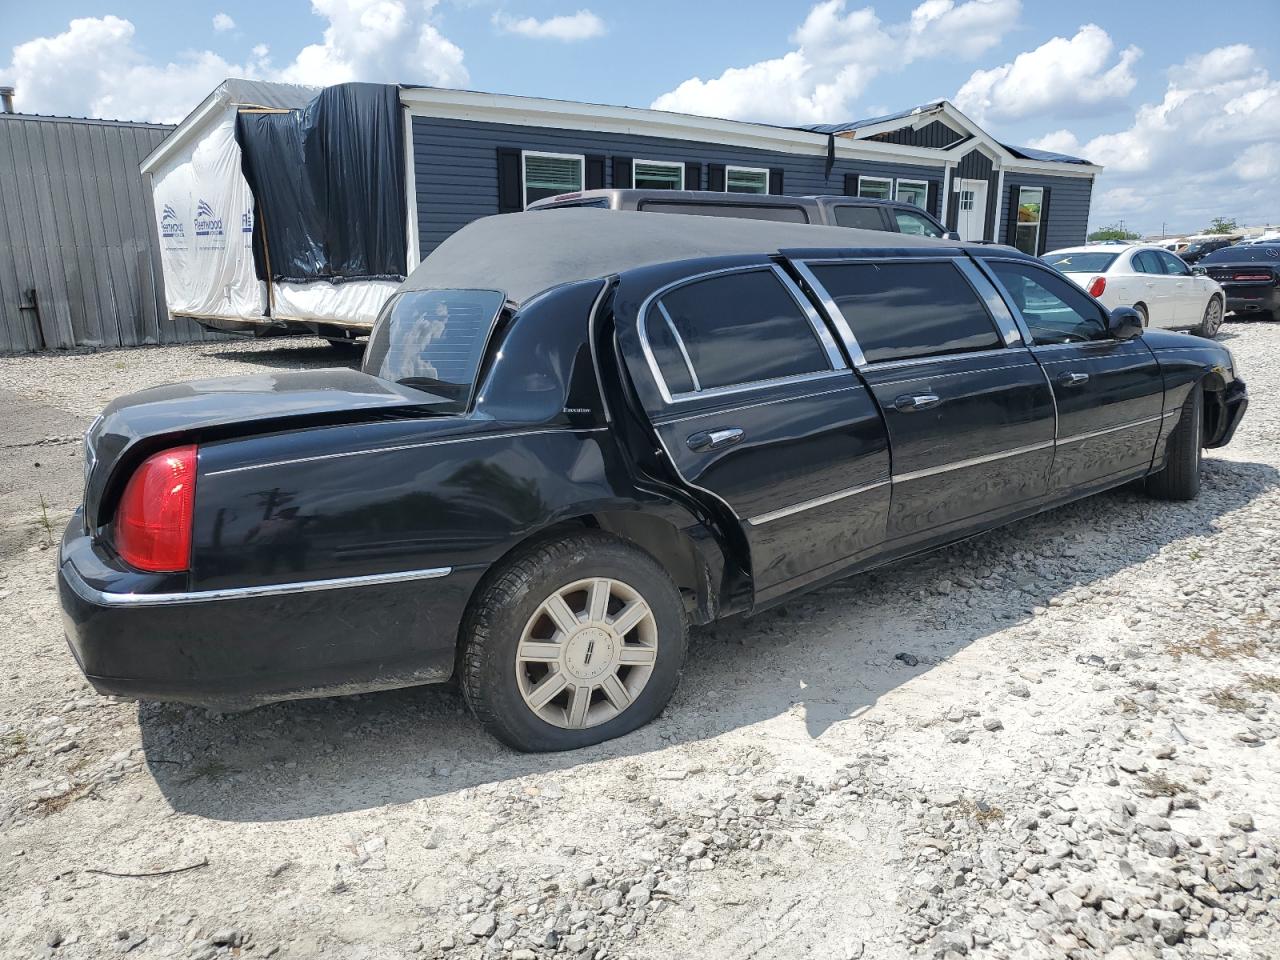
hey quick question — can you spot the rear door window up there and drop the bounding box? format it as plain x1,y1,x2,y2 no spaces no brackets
833,205,889,230
363,288,507,408
807,260,1002,364
644,268,832,395
892,208,944,237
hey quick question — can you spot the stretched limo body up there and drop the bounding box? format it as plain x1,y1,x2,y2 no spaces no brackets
59,211,1247,750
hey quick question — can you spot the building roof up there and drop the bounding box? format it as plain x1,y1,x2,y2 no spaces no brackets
799,101,948,135
402,207,980,304
1000,143,1092,165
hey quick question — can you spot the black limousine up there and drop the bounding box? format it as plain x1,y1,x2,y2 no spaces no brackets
59,210,1248,751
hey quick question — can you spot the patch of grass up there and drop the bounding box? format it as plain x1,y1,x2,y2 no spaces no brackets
955,797,1005,827
179,758,238,786
1136,773,1187,798
1203,687,1256,714
34,785,89,816
1243,674,1280,695
1167,628,1259,661
1,731,29,768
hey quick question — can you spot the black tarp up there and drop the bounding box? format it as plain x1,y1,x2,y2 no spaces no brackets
236,82,406,283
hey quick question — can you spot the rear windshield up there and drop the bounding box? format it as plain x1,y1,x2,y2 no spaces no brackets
1199,245,1280,264
362,289,506,408
1043,252,1118,272
637,200,811,223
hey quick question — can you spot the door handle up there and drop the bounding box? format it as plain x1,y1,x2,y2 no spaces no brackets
893,394,941,412
686,427,744,452
1057,371,1090,387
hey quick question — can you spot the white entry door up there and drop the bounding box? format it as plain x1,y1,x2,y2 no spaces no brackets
955,179,988,242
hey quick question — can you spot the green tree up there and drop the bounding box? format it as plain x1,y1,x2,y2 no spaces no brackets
1087,223,1141,242
1204,217,1239,235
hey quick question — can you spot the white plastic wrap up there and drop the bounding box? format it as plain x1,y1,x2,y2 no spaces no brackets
271,279,399,327
150,107,266,320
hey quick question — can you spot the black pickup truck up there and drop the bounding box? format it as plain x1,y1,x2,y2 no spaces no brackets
58,210,1248,751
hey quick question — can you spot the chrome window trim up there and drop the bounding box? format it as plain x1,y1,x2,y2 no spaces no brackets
636,263,845,406
654,382,860,426
204,427,609,476
954,258,1022,346
892,439,1054,484
64,561,453,608
862,347,1025,373
796,257,1011,368
747,478,890,526
1057,415,1162,446
657,301,701,392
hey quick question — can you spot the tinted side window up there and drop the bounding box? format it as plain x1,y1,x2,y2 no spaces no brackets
833,205,887,230
640,201,810,223
893,209,943,237
987,260,1108,344
1133,251,1162,274
809,261,1002,364
649,270,830,392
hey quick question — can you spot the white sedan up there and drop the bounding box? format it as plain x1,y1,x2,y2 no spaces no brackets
1043,244,1226,338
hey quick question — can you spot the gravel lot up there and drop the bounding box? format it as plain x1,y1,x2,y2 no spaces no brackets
1,326,1278,960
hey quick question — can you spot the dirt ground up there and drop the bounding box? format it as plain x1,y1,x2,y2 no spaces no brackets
0,327,1277,960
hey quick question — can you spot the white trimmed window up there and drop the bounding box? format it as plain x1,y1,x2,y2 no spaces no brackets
633,159,684,191
896,179,929,209
725,166,769,194
1014,186,1044,255
522,151,584,207
857,176,892,200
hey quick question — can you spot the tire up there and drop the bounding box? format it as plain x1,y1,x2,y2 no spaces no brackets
460,531,688,752
1134,303,1149,328
1195,297,1224,338
1146,386,1202,501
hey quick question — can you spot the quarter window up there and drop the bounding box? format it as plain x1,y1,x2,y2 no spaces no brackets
633,159,684,191
725,166,769,194
896,179,929,208
834,205,887,230
1013,187,1043,255
645,269,831,394
523,152,584,207
809,261,1002,364
987,260,1108,344
857,176,893,200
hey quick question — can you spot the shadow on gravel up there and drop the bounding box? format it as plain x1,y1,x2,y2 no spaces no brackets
209,342,362,371
141,457,1280,822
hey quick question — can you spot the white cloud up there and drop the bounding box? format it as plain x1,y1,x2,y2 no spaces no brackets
492,10,606,42
1030,44,1280,234
651,0,1019,125
0,2,468,123
954,24,1140,123
212,13,236,32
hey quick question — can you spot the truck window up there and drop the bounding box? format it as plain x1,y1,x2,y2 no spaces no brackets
833,205,888,230
638,200,810,223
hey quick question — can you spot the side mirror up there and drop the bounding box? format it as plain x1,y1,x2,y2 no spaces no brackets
944,230,961,241
1108,306,1144,340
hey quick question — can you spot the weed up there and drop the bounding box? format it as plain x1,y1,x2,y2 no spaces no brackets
1167,628,1259,661
34,785,88,816
1203,687,1255,714
34,495,54,547
1243,674,1280,695
1136,773,1187,798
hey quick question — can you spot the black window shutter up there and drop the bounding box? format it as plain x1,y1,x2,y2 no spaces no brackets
612,157,633,189
927,180,940,219
585,155,606,190
843,173,858,197
497,147,523,213
768,168,784,195
1005,184,1020,245
1036,187,1052,255
708,163,726,192
684,162,701,191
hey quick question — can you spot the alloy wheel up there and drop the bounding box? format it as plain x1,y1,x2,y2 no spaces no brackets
1203,298,1223,336
515,577,658,729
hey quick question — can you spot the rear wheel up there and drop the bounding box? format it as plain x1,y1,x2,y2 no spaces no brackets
460,532,687,751
1195,297,1224,338
1146,386,1202,501
1134,303,1149,328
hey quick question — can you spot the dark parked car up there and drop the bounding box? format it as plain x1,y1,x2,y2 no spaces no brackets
527,188,957,239
59,211,1248,752
1180,237,1239,264
1194,243,1280,320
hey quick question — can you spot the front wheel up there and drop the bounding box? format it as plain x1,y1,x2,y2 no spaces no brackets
1146,386,1202,501
460,532,687,751
1195,297,1224,338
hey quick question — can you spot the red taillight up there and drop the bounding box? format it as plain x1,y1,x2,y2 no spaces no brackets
114,444,197,572
1234,274,1272,281
1087,276,1107,297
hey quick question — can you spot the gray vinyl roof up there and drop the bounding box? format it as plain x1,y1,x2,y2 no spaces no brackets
402,208,965,304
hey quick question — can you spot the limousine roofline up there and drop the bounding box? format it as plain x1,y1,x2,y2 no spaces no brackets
403,208,1012,305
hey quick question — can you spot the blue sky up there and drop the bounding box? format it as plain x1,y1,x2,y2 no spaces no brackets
3,1,1278,233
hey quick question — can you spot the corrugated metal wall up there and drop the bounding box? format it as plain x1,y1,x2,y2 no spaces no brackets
0,114,229,353
411,116,947,258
